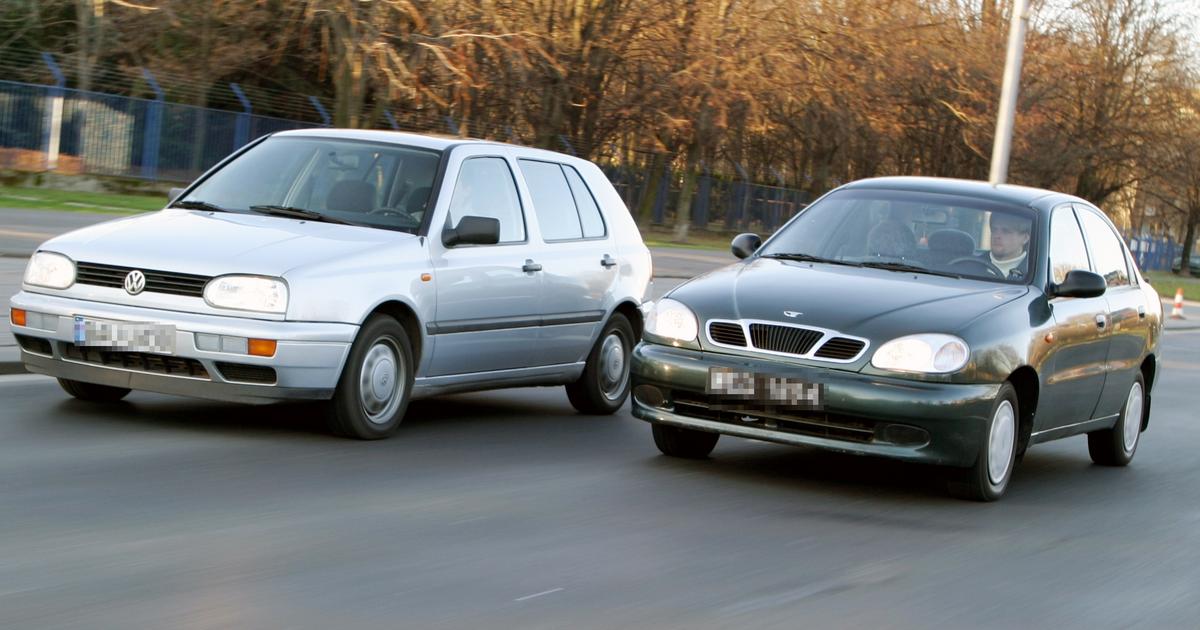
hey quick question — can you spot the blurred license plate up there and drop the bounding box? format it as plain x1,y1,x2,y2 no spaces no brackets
706,367,822,408
73,316,175,354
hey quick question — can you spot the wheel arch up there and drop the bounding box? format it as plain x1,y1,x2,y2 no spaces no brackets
1006,366,1040,456
362,299,424,367
611,300,643,340
1140,354,1156,430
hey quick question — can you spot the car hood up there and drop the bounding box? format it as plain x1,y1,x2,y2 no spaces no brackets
669,257,1029,338
38,209,416,276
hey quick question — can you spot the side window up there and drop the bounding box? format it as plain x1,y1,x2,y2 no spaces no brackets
447,157,525,243
1077,209,1131,287
563,166,607,238
518,160,583,241
1049,207,1090,285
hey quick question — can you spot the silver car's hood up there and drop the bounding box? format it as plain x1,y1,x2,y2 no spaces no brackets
40,209,415,276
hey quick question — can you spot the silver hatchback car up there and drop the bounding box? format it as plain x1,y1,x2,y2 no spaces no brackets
9,130,652,438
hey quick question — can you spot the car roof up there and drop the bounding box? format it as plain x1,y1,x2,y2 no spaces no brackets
840,176,1081,212
272,127,537,154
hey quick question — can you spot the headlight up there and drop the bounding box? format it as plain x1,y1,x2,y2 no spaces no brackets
871,333,970,373
644,298,699,343
203,275,288,314
24,251,76,289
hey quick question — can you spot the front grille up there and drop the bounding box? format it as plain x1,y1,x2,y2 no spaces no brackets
62,343,209,378
671,391,877,443
14,334,52,355
708,322,747,346
215,362,277,384
748,323,823,355
75,262,210,298
814,337,867,360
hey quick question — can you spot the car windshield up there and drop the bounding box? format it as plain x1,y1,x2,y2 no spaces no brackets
176,136,442,233
758,188,1037,284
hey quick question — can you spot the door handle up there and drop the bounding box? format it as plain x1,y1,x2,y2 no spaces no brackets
1095,314,1107,329
1138,306,1146,319
601,254,617,269
522,259,543,273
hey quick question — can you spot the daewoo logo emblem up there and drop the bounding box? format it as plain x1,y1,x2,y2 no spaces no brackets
124,270,146,295
783,311,803,318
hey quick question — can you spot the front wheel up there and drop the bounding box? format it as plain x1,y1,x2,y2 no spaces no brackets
1087,373,1144,466
57,378,130,402
948,382,1019,502
327,315,414,440
566,313,634,414
652,424,720,459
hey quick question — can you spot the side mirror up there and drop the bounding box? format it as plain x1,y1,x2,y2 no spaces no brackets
1050,269,1106,298
731,233,762,259
443,215,501,247
168,187,185,202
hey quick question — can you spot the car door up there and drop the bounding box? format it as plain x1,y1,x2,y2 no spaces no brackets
1038,205,1111,431
1075,205,1148,419
515,157,616,366
425,148,543,376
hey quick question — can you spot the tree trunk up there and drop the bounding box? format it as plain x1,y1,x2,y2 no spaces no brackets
672,142,701,242
1180,206,1199,276
636,152,667,226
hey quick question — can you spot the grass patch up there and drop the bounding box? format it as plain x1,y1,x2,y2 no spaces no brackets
0,185,164,214
1143,271,1200,302
640,226,752,252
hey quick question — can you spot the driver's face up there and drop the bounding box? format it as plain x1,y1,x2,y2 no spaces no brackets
990,214,1030,259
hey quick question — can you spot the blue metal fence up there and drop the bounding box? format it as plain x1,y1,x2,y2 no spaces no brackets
0,79,319,182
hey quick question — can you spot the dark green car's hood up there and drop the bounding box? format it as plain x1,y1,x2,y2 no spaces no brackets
669,258,1028,352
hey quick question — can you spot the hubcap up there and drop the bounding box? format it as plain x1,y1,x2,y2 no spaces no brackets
1122,382,1143,454
987,400,1016,486
598,333,628,401
358,338,404,425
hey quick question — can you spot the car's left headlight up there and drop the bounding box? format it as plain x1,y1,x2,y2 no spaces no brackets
23,251,76,289
203,275,288,314
871,333,970,373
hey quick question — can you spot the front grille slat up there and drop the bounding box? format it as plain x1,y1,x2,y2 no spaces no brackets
75,262,210,298
815,337,867,360
62,343,209,379
708,322,747,347
748,323,822,355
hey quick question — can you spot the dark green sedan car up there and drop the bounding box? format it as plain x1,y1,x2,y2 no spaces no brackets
631,177,1163,501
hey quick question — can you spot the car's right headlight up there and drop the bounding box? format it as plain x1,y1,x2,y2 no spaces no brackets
871,333,970,373
23,251,76,289
644,298,699,343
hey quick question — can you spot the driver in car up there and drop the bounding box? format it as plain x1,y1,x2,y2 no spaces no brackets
984,212,1031,280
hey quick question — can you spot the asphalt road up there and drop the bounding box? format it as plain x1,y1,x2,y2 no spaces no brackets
1,330,1198,628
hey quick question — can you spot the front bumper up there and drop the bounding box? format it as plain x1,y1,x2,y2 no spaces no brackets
630,342,1000,467
10,291,357,404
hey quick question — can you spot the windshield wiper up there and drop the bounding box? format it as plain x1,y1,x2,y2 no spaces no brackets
761,253,862,267
248,205,355,226
860,261,961,279
169,199,230,213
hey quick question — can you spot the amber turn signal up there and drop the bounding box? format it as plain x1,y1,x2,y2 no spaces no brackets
248,339,277,357
10,308,26,326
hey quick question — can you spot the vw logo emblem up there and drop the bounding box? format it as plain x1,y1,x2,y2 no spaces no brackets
124,270,146,295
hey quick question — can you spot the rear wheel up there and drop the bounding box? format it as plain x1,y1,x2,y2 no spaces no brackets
1087,373,1144,467
948,382,1018,502
327,315,414,440
566,313,634,414
57,378,130,402
652,424,720,459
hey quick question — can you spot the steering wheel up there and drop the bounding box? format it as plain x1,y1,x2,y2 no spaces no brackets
367,207,420,227
948,256,1004,278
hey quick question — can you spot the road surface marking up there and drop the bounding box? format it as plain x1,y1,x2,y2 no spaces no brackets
514,587,564,602
0,228,55,239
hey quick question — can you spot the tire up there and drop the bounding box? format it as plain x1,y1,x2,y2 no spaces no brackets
566,313,635,415
327,315,414,440
948,382,1019,502
652,423,720,459
57,378,131,402
1087,373,1144,467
